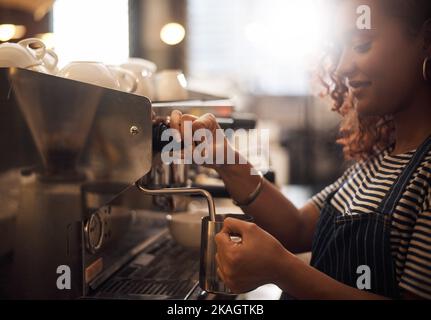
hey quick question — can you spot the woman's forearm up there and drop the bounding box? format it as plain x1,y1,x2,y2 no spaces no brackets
215,157,310,252
275,250,388,300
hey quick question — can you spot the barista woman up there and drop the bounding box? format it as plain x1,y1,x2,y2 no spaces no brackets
170,0,431,299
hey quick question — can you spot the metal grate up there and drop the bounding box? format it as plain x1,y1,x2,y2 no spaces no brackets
95,238,200,299
102,279,196,297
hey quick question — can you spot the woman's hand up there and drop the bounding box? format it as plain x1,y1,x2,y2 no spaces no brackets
214,217,288,294
168,110,238,170
214,217,395,299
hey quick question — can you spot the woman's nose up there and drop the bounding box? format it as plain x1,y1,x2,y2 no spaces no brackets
334,48,356,79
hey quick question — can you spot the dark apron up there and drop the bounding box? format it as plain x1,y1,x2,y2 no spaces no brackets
310,135,431,299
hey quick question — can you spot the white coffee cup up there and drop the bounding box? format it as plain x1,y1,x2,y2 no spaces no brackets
0,38,60,75
121,58,157,99
155,69,188,101
42,49,59,74
20,39,59,74
57,61,121,90
122,57,157,73
0,38,46,70
107,65,138,93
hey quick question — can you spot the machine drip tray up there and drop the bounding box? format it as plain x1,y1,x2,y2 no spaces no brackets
92,236,201,300
99,279,197,298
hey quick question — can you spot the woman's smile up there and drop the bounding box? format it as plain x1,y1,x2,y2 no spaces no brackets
348,80,372,99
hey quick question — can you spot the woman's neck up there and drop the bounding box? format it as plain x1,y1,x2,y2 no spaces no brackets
391,86,431,155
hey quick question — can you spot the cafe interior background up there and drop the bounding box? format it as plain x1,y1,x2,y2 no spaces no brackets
0,0,348,299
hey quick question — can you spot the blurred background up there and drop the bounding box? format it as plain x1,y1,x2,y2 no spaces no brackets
0,0,348,194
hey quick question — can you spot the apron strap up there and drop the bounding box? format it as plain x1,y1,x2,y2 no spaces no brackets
377,134,431,214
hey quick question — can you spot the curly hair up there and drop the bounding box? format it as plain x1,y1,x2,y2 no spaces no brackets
319,0,431,161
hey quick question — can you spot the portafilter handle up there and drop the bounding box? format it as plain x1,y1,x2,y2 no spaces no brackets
152,122,185,153
135,182,216,221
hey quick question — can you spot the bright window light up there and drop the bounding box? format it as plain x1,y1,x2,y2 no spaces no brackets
53,0,129,68
188,0,332,95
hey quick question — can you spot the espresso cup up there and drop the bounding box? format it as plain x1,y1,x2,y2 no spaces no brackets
42,49,59,74
57,61,121,90
107,65,138,93
155,69,189,101
121,58,157,99
20,39,59,74
0,38,46,70
121,57,157,74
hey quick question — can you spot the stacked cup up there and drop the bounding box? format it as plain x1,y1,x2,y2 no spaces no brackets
0,38,58,74
0,38,190,99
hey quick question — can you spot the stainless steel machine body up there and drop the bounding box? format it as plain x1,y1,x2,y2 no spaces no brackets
0,68,253,300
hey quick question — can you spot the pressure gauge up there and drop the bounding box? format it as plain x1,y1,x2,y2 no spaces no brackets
84,212,104,253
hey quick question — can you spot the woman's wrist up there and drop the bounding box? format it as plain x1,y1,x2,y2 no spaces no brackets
232,170,264,207
213,147,265,206
272,248,297,290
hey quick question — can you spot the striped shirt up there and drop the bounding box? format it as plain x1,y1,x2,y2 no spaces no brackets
310,144,431,299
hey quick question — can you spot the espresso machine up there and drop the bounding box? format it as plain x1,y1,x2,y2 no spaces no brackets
0,67,256,299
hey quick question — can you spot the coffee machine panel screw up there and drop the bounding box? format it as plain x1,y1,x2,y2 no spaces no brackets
130,126,139,135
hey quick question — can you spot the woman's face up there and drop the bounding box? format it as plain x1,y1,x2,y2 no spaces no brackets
335,0,427,116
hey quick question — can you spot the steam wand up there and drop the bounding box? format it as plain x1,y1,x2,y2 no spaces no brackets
135,181,217,222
